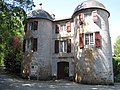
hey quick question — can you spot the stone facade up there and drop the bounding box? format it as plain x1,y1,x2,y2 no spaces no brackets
21,0,114,84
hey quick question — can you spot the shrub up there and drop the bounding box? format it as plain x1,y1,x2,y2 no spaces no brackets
113,57,120,82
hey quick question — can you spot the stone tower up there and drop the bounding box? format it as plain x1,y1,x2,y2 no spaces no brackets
22,9,53,79
72,0,114,84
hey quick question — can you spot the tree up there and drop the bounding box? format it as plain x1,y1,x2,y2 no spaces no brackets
5,0,35,12
114,36,120,57
0,0,35,75
0,1,24,68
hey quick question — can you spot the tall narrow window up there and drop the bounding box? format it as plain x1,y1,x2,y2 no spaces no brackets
55,24,60,34
55,40,59,53
23,39,26,52
79,13,84,25
67,39,71,53
26,38,32,51
33,21,38,30
60,41,67,53
24,23,27,33
32,38,37,52
79,33,84,49
66,21,71,32
29,22,33,30
92,10,98,23
95,32,100,47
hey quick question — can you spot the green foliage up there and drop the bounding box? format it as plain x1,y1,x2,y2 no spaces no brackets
113,57,120,82
116,74,120,82
0,0,28,74
5,0,35,12
114,36,120,57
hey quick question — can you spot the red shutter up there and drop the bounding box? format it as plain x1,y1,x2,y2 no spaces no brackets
33,21,38,30
24,24,27,33
79,13,84,25
67,39,71,53
95,32,100,47
66,21,71,32
55,40,59,53
23,39,26,52
55,24,60,33
92,11,98,23
79,33,84,49
32,38,37,52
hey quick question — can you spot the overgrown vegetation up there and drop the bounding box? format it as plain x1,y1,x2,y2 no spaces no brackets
113,57,120,82
113,36,120,82
0,0,35,75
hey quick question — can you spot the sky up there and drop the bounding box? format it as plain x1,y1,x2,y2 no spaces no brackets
33,0,120,49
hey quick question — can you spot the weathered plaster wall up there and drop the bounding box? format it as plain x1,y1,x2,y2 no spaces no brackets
30,19,53,79
73,9,114,84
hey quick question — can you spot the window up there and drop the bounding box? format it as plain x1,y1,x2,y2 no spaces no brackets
79,33,84,49
61,24,66,32
92,11,98,23
55,40,59,53
25,38,38,52
32,38,37,52
95,32,100,47
67,39,71,53
55,24,60,34
24,24,27,33
26,38,32,51
28,21,38,30
60,41,67,53
85,33,94,45
79,13,84,25
29,22,33,30
33,21,38,30
23,39,26,52
66,21,71,32
55,39,71,53
79,32,100,49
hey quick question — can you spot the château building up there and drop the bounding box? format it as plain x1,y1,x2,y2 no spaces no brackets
21,0,114,84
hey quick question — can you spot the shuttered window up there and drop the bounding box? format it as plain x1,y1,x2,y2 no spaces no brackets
55,40,59,53
32,38,37,52
95,32,100,47
60,41,67,53
92,11,98,23
79,13,84,25
29,22,33,30
33,21,38,30
66,21,71,32
79,33,84,49
23,39,26,52
55,24,60,34
67,39,71,53
85,33,94,45
24,24,27,33
28,21,38,30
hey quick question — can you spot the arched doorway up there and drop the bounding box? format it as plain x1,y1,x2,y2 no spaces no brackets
57,62,69,79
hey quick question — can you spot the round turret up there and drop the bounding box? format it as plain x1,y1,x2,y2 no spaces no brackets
72,0,110,17
27,9,53,21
